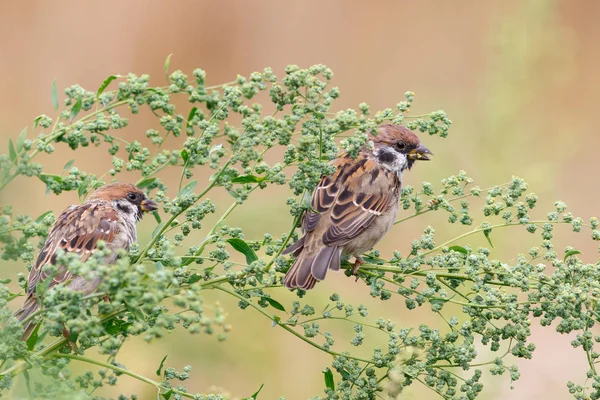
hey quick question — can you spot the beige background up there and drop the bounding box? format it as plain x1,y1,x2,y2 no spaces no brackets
1,1,600,398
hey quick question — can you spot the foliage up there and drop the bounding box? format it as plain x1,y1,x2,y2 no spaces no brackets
0,63,598,400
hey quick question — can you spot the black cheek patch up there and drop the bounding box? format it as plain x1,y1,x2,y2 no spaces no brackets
377,149,396,164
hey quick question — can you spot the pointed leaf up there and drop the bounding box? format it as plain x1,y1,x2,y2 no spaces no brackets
448,245,468,255
164,53,173,81
209,144,223,155
152,210,162,224
0,278,10,284
180,149,189,164
69,98,83,122
51,79,58,110
34,210,53,223
186,107,198,129
136,176,158,189
243,384,264,400
232,175,265,184
483,230,494,248
33,115,43,128
97,75,117,97
152,221,167,239
8,139,17,163
564,250,582,261
187,274,202,284
156,354,168,376
17,127,27,151
323,367,335,390
262,296,286,312
63,159,75,171
178,180,197,197
227,238,258,264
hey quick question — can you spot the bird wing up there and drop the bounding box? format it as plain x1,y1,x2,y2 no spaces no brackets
308,154,400,247
27,202,122,295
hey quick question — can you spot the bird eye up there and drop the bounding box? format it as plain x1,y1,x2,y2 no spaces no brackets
127,193,138,201
396,142,406,151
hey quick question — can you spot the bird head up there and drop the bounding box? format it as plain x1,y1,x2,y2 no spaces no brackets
87,183,158,220
371,124,433,172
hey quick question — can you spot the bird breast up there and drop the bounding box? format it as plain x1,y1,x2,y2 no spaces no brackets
341,199,400,257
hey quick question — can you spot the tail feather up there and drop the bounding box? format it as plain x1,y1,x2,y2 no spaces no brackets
282,237,305,256
284,245,341,290
14,295,40,341
311,247,336,281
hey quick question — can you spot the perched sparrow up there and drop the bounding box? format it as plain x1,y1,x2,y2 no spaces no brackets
283,125,432,290
14,182,158,340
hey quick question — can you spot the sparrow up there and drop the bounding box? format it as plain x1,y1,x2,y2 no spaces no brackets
283,124,432,290
14,182,158,340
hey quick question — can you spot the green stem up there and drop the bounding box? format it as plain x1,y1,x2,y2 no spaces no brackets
134,158,233,263
215,285,373,364
393,183,510,226
54,354,195,399
420,220,583,257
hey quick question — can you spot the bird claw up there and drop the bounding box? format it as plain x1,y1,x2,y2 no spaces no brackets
63,327,79,353
352,257,365,281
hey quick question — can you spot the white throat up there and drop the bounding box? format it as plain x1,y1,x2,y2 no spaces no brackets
373,147,408,178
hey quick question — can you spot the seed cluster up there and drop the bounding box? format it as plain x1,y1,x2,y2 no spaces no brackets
1,64,596,400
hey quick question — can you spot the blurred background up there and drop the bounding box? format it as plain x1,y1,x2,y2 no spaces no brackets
1,0,599,398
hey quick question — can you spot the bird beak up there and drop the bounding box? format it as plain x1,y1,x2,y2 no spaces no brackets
140,198,159,212
408,144,433,161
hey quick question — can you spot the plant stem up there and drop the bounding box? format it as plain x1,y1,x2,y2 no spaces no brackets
54,354,196,399
215,285,373,364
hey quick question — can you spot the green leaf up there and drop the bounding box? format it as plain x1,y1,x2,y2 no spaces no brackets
33,115,43,128
483,229,494,248
0,278,10,284
51,78,58,110
180,149,189,164
152,210,162,224
209,144,223,155
164,53,173,81
323,367,335,390
125,302,145,321
178,180,197,197
69,98,83,122
34,210,53,223
136,176,158,189
161,389,173,400
262,296,286,312
103,318,132,335
187,274,202,284
17,127,27,151
152,221,167,239
23,370,33,397
227,238,258,264
97,75,117,97
449,245,468,254
243,384,264,400
564,250,582,261
8,139,17,163
63,159,75,171
186,107,198,128
156,354,168,376
232,175,265,184
77,177,90,200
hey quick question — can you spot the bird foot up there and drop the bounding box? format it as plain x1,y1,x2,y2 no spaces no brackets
62,327,79,353
352,257,365,281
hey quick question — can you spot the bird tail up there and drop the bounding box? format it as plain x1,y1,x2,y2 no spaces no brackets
283,242,341,290
13,295,40,341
